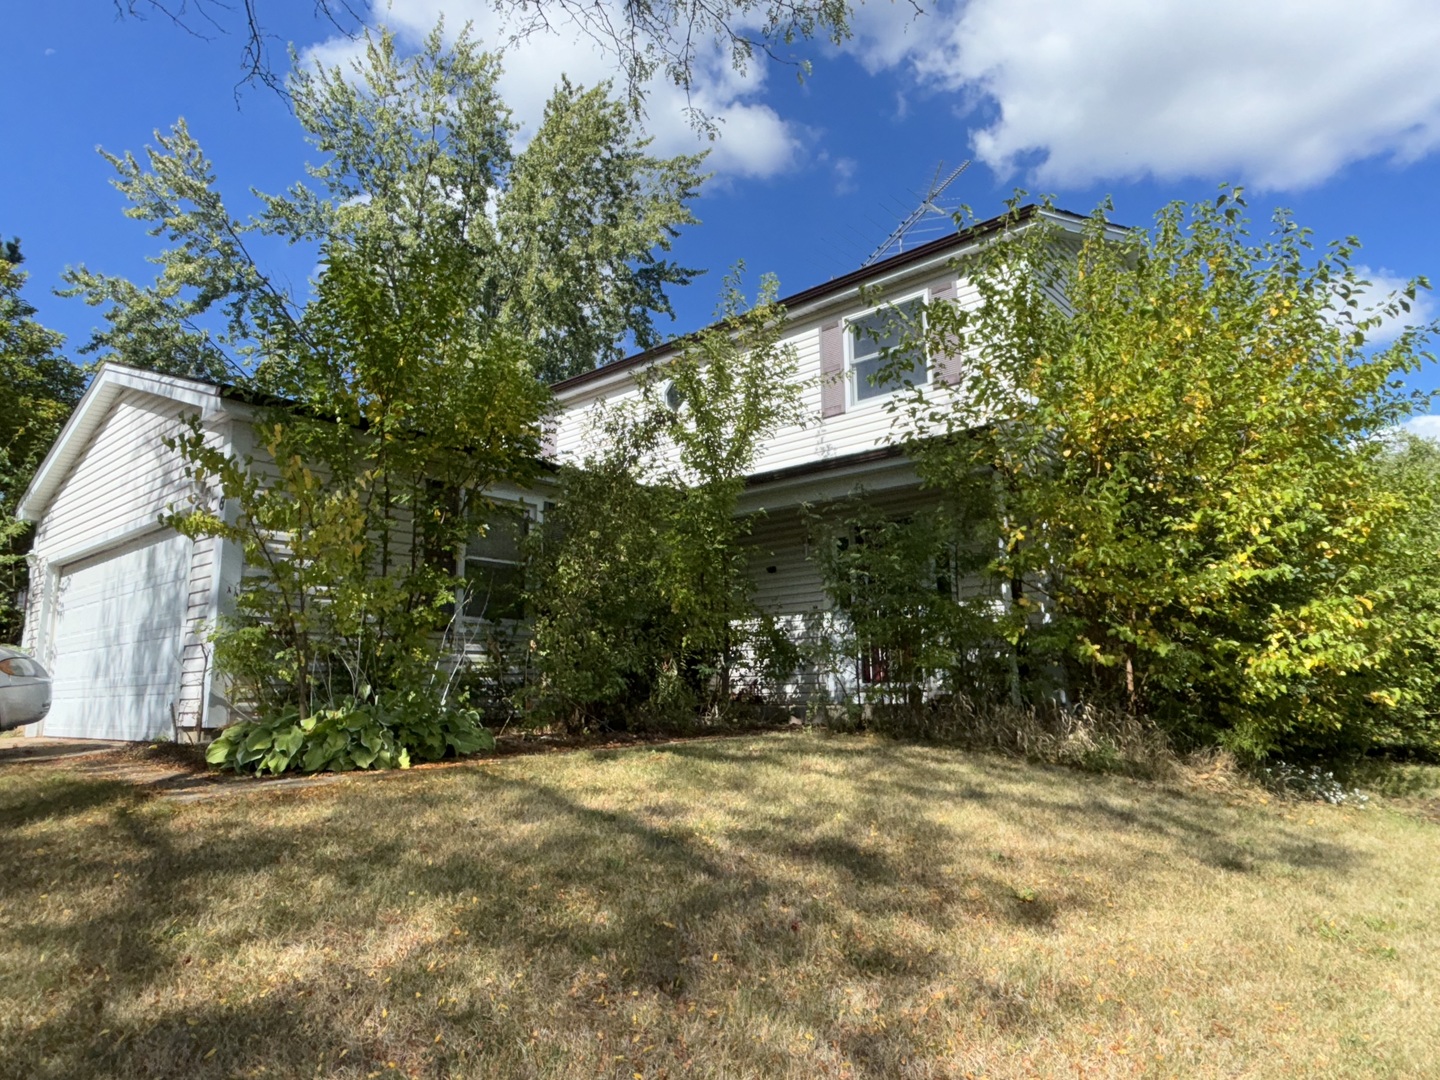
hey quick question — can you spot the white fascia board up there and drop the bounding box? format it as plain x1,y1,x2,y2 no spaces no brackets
1038,207,1131,246
547,242,973,411
552,360,650,408
735,454,921,515
16,362,226,523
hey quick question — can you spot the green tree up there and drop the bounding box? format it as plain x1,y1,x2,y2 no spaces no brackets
891,193,1437,760
498,77,702,379
60,27,702,769
66,25,705,384
528,272,805,729
1354,433,1440,757
0,240,85,643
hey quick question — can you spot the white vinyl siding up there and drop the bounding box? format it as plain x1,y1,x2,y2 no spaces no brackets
741,508,834,701
26,388,229,735
550,271,979,486
30,391,203,557
745,510,828,619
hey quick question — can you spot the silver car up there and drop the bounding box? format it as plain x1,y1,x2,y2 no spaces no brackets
0,646,51,731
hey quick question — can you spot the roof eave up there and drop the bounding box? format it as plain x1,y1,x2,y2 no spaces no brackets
549,204,1103,397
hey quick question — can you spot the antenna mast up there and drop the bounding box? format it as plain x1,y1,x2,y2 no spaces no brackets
862,160,971,267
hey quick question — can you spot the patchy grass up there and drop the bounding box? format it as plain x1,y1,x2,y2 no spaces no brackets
1,733,1437,1079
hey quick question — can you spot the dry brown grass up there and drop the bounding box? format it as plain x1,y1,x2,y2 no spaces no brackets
849,698,1180,779
2,732,1437,1079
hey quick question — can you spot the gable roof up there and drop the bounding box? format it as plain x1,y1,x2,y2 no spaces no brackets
18,206,1104,523
16,363,228,523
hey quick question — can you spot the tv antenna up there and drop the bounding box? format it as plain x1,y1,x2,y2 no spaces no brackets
862,160,971,267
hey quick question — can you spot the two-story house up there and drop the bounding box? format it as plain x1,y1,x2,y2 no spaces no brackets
14,204,1087,741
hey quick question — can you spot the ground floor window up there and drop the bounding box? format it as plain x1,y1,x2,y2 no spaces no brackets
461,500,530,622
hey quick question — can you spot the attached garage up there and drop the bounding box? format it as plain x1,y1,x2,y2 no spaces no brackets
16,364,245,740
43,531,193,741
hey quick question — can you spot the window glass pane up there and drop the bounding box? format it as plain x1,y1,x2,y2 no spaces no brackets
849,309,907,357
466,504,525,562
462,561,526,621
461,501,528,620
848,299,925,399
853,352,927,399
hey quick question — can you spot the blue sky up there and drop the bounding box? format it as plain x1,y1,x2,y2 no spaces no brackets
8,0,1440,425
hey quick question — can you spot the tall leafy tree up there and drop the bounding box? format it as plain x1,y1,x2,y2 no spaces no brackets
0,240,85,644
66,25,705,384
61,26,697,734
889,194,1438,759
499,77,701,377
1357,433,1440,755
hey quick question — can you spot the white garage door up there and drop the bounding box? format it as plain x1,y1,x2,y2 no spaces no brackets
44,531,192,741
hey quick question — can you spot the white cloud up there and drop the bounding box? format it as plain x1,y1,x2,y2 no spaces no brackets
1401,414,1440,441
300,1,803,179
1341,266,1436,346
846,0,1440,189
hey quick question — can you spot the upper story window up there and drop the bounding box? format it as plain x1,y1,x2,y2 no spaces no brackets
663,380,685,412
846,296,927,403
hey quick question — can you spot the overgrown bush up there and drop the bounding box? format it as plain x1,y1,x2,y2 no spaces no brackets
205,691,495,776
526,274,805,732
882,193,1440,763
811,498,1026,708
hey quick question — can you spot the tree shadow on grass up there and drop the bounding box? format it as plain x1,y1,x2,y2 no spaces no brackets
655,736,1367,879
20,990,368,1080
0,738,1380,1079
0,772,138,829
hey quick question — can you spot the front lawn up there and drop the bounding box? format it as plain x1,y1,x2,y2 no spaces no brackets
1,733,1437,1078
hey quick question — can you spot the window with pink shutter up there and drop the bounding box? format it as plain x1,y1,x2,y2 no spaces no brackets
928,280,964,386
820,319,845,417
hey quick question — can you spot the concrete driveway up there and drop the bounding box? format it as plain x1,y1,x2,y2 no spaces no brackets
0,735,132,765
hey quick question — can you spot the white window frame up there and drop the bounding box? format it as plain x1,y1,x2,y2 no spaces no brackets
662,379,685,413
457,495,537,624
844,289,930,407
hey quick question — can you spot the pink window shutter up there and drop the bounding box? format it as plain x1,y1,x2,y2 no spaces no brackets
820,319,845,417
930,280,963,386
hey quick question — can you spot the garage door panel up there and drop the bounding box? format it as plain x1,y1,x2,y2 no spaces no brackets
44,532,192,741
48,625,189,657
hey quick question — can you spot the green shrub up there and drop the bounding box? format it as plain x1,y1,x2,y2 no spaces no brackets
206,693,495,776
880,194,1439,763
383,690,497,761
812,499,1024,709
526,274,805,732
